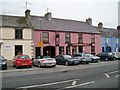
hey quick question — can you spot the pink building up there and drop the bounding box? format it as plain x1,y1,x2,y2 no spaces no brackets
26,10,101,58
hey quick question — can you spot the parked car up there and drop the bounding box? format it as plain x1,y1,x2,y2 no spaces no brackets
13,55,32,69
87,54,100,63
0,55,7,70
55,55,80,66
111,52,120,60
32,56,56,67
73,53,92,64
96,52,115,61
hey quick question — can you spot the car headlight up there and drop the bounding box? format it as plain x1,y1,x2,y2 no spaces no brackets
2,62,6,65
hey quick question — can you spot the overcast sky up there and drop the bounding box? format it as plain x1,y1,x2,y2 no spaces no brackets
0,0,119,28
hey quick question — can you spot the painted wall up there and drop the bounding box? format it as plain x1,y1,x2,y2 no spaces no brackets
34,30,101,56
0,27,33,60
102,36,119,52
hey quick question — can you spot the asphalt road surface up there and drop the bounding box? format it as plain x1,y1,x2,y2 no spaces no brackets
1,61,120,90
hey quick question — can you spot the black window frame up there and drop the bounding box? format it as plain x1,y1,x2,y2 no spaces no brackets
78,33,83,44
65,33,70,43
59,46,64,55
91,34,95,44
15,29,23,39
42,32,49,44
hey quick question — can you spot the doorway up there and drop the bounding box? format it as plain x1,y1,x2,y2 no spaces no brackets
43,46,55,58
106,46,111,52
15,45,23,56
35,47,41,58
78,46,83,53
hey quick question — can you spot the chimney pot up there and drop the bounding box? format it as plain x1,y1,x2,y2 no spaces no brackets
45,12,52,20
98,22,103,29
86,17,92,25
25,9,31,18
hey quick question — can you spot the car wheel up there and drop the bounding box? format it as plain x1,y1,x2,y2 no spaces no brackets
91,59,94,63
38,63,41,68
15,65,19,69
13,64,15,67
65,61,69,66
86,62,89,64
52,65,56,67
29,66,32,68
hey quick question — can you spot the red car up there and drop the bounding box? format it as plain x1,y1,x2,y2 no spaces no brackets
13,55,32,68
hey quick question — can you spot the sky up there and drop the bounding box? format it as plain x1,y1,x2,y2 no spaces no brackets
0,0,119,29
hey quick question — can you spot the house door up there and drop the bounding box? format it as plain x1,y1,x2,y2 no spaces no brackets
78,46,83,53
15,45,23,56
35,47,41,58
106,46,111,52
43,46,55,58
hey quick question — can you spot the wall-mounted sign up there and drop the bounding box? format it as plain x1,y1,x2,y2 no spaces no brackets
4,44,12,50
38,42,44,47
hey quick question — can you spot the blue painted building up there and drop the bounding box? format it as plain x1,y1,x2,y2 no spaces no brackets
117,26,120,52
96,22,119,52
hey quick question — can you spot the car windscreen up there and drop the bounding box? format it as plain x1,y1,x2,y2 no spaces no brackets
0,56,4,61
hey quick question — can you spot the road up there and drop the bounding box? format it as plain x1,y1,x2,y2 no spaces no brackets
1,61,120,90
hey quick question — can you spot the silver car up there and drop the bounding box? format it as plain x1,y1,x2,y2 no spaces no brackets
73,53,92,64
87,54,100,63
33,56,56,68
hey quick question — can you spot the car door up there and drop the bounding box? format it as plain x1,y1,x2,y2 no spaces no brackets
59,56,65,64
85,54,91,61
55,56,60,64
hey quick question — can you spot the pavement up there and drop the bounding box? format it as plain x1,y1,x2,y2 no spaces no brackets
7,60,13,67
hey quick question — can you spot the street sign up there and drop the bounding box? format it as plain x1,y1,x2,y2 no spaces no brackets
38,42,44,47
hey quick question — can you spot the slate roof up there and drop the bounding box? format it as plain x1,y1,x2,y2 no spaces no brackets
95,27,119,38
0,15,31,28
0,14,101,34
31,16,100,34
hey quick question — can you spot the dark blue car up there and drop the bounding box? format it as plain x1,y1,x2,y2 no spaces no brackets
0,55,7,70
55,55,80,66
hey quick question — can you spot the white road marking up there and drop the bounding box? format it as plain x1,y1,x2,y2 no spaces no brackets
103,70,120,78
107,70,119,75
64,81,95,89
16,78,80,89
115,75,120,77
71,80,77,86
104,74,110,78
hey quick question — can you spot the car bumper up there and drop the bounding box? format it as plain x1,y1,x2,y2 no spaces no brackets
41,63,56,67
0,64,7,70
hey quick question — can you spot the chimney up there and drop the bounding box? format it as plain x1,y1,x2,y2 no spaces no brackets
98,22,103,29
45,12,52,20
86,17,92,25
25,9,31,19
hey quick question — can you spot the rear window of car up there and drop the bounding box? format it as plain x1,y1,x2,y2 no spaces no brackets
18,55,30,59
75,54,82,57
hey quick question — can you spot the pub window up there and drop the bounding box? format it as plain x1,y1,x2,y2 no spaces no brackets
91,46,95,55
42,32,49,43
72,46,77,55
66,46,70,55
65,33,70,43
78,33,83,44
15,29,23,39
59,46,64,55
91,34,95,44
